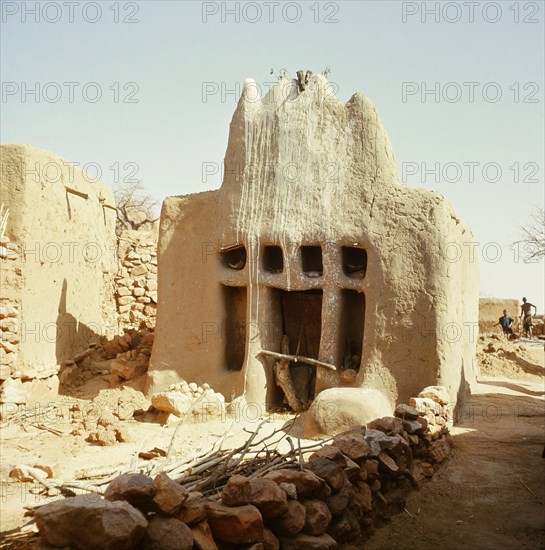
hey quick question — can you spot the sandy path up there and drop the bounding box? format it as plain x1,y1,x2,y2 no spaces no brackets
367,375,545,549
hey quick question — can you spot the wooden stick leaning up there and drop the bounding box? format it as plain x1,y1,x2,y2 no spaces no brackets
260,349,336,370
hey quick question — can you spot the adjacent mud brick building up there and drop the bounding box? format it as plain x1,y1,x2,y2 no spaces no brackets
146,75,479,411
0,145,118,405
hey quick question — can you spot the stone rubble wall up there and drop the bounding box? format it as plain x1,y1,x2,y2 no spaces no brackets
0,239,22,384
33,385,453,549
115,230,158,331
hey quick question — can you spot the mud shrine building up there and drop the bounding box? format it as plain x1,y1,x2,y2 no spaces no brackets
147,74,478,413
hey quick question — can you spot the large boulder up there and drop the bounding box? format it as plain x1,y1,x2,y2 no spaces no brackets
305,387,392,437
34,494,147,549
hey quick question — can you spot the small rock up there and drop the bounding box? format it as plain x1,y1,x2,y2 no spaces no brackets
363,429,403,456
97,410,116,427
151,392,194,417
327,512,361,543
273,499,306,536
420,461,435,477
332,433,370,462
58,365,78,385
302,499,332,536
191,520,218,550
409,397,443,415
306,457,346,492
309,446,347,467
145,280,158,291
33,463,59,479
353,481,373,513
262,528,280,550
206,502,263,544
364,459,379,477
369,479,381,492
366,416,403,434
343,457,360,481
142,516,193,550
326,479,352,516
105,473,156,506
402,419,424,434
110,358,147,380
150,473,189,515
249,478,288,519
221,475,251,507
131,265,149,277
427,438,451,463
279,482,297,499
264,469,323,498
377,451,399,475
114,426,129,443
10,465,48,482
394,404,420,420
87,427,117,446
177,492,207,526
0,364,11,380
417,386,450,405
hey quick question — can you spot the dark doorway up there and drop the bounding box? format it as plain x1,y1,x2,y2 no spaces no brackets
280,289,323,403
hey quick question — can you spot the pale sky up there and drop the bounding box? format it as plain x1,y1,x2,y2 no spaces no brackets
1,0,544,308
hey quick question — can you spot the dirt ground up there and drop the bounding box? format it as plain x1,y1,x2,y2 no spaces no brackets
0,335,543,549
367,337,545,550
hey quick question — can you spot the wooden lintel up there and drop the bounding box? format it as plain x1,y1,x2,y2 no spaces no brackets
64,186,88,200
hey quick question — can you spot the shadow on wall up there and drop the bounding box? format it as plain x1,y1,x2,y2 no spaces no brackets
454,362,471,423
55,279,101,363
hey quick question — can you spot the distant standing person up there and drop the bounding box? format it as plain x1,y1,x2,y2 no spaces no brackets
497,309,514,340
520,297,537,338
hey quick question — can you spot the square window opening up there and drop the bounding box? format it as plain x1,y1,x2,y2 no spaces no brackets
263,245,284,273
301,246,323,276
221,244,246,270
342,246,367,279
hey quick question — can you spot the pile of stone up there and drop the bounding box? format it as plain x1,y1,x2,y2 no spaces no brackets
151,381,226,420
1,239,27,406
57,329,155,387
115,230,158,330
107,331,155,384
0,301,19,383
408,385,453,437
33,387,453,549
